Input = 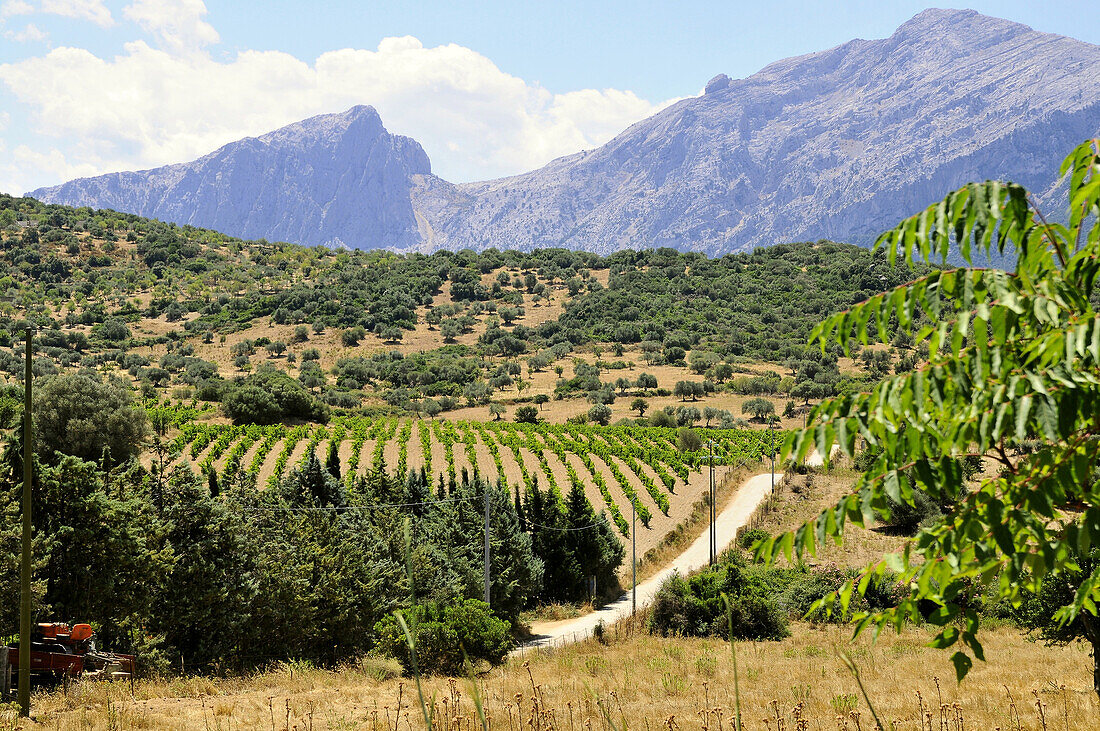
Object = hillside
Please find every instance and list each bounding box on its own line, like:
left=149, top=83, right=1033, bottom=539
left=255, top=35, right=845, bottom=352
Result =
left=0, top=195, right=914, bottom=427
left=29, top=9, right=1100, bottom=255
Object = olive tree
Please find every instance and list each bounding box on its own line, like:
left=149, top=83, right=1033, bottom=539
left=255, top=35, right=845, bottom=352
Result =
left=34, top=373, right=149, bottom=467
left=760, top=141, right=1100, bottom=694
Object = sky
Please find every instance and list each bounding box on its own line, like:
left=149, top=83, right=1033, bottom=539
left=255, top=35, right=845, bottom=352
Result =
left=0, top=1, right=1097, bottom=195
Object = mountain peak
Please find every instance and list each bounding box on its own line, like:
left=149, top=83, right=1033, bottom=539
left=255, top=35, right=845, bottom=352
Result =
left=704, top=74, right=731, bottom=94
left=890, top=7, right=1034, bottom=43
left=31, top=104, right=432, bottom=248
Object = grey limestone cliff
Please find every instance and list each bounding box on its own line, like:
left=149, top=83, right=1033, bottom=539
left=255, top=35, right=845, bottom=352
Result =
left=413, top=8, right=1100, bottom=253
left=31, top=105, right=431, bottom=249
left=29, top=9, right=1100, bottom=254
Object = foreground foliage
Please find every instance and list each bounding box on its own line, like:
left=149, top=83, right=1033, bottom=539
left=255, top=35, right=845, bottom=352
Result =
left=0, top=441, right=624, bottom=672
left=764, top=140, right=1100, bottom=693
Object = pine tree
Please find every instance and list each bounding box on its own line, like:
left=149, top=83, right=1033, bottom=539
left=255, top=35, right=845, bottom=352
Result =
left=514, top=485, right=526, bottom=532
left=325, top=439, right=341, bottom=480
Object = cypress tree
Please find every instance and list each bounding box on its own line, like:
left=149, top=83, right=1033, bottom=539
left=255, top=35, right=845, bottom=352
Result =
left=325, top=438, right=341, bottom=480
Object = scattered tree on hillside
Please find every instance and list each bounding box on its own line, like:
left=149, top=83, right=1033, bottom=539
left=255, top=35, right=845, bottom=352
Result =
left=588, top=402, right=612, bottom=426
left=742, top=397, right=776, bottom=422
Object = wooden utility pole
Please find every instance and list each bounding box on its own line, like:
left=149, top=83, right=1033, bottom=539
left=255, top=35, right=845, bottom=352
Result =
left=708, top=440, right=716, bottom=565
left=631, top=498, right=637, bottom=616
left=483, top=484, right=490, bottom=605
left=18, top=328, right=32, bottom=716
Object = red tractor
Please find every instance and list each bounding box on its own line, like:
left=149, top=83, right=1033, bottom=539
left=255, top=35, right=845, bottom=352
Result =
left=4, top=622, right=135, bottom=688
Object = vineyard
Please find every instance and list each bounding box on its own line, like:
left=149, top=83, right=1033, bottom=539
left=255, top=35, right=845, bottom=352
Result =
left=164, top=416, right=783, bottom=553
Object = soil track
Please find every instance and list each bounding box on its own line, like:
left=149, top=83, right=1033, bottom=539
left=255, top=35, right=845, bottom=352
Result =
left=521, top=449, right=827, bottom=650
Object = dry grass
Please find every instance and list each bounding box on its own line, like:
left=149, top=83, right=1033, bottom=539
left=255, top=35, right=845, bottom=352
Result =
left=10, top=624, right=1095, bottom=729
left=747, top=457, right=909, bottom=570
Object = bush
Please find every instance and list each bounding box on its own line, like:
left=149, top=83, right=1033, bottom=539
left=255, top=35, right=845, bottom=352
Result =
left=886, top=489, right=942, bottom=535
left=767, top=563, right=903, bottom=623
left=648, top=554, right=788, bottom=641
left=514, top=405, right=540, bottom=423
left=222, top=367, right=330, bottom=424
left=650, top=409, right=675, bottom=428
left=737, top=528, right=770, bottom=551
left=676, top=427, right=702, bottom=452
left=374, top=600, right=512, bottom=675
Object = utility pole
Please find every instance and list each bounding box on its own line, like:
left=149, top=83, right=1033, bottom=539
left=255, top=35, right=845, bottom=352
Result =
left=708, top=440, right=716, bottom=566
left=483, top=484, right=490, bottom=606
left=18, top=328, right=32, bottom=716
left=631, top=498, right=636, bottom=616
left=769, top=422, right=779, bottom=496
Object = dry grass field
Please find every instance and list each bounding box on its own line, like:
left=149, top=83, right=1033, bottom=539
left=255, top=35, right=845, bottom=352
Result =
left=10, top=623, right=1095, bottom=730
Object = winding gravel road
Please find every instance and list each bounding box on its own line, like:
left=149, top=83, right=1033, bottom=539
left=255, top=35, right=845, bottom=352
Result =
left=518, top=449, right=828, bottom=651
left=520, top=471, right=785, bottom=650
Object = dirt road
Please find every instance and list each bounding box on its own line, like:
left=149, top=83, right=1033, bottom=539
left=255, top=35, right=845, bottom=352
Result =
left=522, top=469, right=782, bottom=649
left=520, top=448, right=828, bottom=650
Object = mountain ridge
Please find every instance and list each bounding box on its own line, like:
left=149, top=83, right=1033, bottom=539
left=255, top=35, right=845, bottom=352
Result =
left=31, top=104, right=431, bottom=249
left=30, top=8, right=1100, bottom=254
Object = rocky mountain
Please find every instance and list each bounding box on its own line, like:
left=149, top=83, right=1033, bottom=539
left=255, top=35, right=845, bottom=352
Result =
left=30, top=9, right=1100, bottom=254
left=413, top=8, right=1100, bottom=253
left=31, top=105, right=431, bottom=249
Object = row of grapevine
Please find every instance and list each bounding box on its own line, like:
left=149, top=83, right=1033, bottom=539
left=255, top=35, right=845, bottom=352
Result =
left=249, top=426, right=286, bottom=474
left=395, top=420, right=412, bottom=477
left=266, top=424, right=309, bottom=488
left=538, top=428, right=629, bottom=534
left=417, top=420, right=432, bottom=477
left=167, top=418, right=782, bottom=539
left=198, top=425, right=243, bottom=472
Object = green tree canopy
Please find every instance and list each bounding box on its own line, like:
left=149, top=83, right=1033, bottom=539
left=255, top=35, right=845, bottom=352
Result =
left=762, top=140, right=1100, bottom=694
left=33, top=373, right=149, bottom=466
left=222, top=366, right=330, bottom=424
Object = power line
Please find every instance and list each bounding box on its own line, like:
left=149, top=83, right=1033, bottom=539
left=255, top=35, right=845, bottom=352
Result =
left=525, top=518, right=607, bottom=532
left=234, top=495, right=478, bottom=512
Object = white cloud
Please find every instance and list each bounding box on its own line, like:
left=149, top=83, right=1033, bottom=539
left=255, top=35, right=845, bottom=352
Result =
left=123, top=0, right=218, bottom=54
left=5, top=21, right=47, bottom=41
left=40, top=0, right=113, bottom=28
left=0, top=34, right=675, bottom=193
left=0, top=142, right=100, bottom=195
left=0, top=1, right=33, bottom=19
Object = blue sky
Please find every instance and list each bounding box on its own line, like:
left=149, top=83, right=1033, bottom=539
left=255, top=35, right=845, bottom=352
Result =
left=1, top=1, right=1097, bottom=194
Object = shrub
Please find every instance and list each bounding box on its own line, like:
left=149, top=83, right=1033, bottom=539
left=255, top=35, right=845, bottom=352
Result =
left=769, top=563, right=903, bottom=623
left=650, top=409, right=675, bottom=428
left=514, top=405, right=540, bottom=423
left=374, top=600, right=512, bottom=675
left=676, top=427, right=702, bottom=452
left=222, top=367, right=330, bottom=424
left=737, top=528, right=770, bottom=550
left=648, top=554, right=788, bottom=641
left=886, top=489, right=942, bottom=535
